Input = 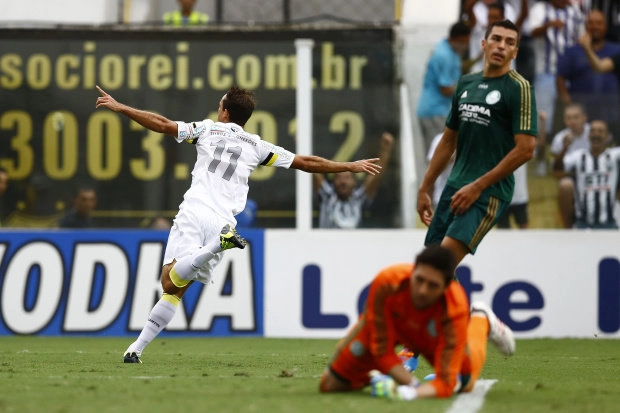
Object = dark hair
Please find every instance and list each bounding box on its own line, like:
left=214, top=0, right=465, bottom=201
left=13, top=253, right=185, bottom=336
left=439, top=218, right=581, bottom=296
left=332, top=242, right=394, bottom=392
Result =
left=0, top=167, right=7, bottom=174
left=488, top=3, right=505, bottom=17
left=223, top=86, right=256, bottom=126
left=414, top=245, right=457, bottom=285
left=564, top=102, right=587, bottom=115
left=589, top=119, right=609, bottom=132
left=485, top=19, right=520, bottom=45
left=449, top=21, right=472, bottom=39
left=74, top=183, right=97, bottom=197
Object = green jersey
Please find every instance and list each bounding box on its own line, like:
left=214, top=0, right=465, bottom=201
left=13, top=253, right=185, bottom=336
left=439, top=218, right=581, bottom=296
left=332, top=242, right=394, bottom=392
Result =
left=445, top=70, right=537, bottom=201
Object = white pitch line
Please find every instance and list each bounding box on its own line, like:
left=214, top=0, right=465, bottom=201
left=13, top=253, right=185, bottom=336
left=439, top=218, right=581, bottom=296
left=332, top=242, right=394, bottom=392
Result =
left=446, top=379, right=497, bottom=413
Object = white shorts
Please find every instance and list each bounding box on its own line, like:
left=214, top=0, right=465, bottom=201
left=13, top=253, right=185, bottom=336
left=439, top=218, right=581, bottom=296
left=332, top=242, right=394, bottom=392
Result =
left=163, top=202, right=232, bottom=285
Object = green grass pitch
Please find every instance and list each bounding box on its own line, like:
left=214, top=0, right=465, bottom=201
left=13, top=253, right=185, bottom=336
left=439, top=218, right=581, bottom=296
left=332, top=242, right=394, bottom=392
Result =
left=0, top=337, right=619, bottom=413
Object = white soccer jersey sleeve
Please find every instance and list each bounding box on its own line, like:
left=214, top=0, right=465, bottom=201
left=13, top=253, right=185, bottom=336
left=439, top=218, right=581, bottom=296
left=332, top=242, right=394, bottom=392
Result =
left=175, top=119, right=295, bottom=218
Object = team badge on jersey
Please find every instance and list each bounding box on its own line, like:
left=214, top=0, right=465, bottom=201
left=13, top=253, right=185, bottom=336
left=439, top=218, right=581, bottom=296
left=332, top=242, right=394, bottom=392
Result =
left=349, top=340, right=365, bottom=357
left=485, top=90, right=501, bottom=105
left=426, top=319, right=437, bottom=337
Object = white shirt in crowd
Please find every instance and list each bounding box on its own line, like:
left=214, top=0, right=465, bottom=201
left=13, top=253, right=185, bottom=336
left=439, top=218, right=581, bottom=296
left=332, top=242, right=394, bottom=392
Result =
left=550, top=123, right=591, bottom=156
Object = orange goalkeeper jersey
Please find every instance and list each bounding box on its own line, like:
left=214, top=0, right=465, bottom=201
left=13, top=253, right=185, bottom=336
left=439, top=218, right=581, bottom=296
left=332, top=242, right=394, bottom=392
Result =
left=361, top=263, right=470, bottom=397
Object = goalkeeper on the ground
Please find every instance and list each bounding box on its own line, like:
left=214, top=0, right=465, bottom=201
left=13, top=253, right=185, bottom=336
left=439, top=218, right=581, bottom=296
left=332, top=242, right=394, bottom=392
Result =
left=318, top=245, right=515, bottom=401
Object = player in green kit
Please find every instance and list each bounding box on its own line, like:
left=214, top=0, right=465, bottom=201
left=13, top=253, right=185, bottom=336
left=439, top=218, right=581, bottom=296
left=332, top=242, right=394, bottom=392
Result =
left=417, top=19, right=537, bottom=265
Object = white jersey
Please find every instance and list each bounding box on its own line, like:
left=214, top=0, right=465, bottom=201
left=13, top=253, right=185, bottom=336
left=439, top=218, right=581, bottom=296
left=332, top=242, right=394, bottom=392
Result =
left=550, top=124, right=590, bottom=155
left=563, top=147, right=620, bottom=226
left=511, top=163, right=529, bottom=205
left=175, top=119, right=294, bottom=219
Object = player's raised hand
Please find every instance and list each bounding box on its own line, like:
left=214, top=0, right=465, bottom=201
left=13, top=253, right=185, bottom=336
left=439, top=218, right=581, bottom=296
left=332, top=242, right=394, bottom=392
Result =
left=95, top=85, right=123, bottom=112
left=94, top=86, right=177, bottom=135
left=350, top=158, right=382, bottom=175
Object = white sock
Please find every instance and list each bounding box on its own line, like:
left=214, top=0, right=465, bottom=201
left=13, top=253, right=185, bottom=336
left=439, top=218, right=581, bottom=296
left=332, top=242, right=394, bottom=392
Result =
left=191, top=237, right=221, bottom=268
left=171, top=255, right=199, bottom=281
left=172, top=238, right=221, bottom=282
left=128, top=294, right=179, bottom=355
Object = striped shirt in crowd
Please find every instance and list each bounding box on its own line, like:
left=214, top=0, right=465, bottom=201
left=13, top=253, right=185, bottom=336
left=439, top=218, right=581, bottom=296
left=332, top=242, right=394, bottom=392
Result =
left=563, top=147, right=620, bottom=228
left=525, top=1, right=585, bottom=75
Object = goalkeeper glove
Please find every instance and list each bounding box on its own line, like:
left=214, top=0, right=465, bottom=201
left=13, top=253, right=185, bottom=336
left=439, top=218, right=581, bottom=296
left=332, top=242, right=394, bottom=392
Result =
left=370, top=375, right=418, bottom=401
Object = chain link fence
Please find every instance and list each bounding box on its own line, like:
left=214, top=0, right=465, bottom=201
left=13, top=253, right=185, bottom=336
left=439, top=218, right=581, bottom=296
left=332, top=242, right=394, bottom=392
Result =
left=220, top=0, right=397, bottom=24
left=151, top=0, right=398, bottom=25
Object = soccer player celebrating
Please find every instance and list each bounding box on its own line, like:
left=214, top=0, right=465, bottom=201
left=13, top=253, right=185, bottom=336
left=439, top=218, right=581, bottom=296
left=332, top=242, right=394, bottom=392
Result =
left=417, top=19, right=537, bottom=265
left=95, top=86, right=382, bottom=363
left=319, top=245, right=515, bottom=400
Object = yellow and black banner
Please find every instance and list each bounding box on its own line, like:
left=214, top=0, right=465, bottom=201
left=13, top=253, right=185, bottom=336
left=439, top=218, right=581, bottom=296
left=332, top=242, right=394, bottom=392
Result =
left=0, top=28, right=398, bottom=228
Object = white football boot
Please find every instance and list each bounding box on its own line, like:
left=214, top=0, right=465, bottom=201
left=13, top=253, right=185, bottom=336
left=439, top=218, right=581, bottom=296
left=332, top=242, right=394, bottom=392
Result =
left=471, top=301, right=515, bottom=356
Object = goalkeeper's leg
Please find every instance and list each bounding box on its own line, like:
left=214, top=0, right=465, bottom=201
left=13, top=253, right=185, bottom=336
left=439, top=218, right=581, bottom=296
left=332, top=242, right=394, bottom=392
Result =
left=320, top=367, right=358, bottom=392
left=459, top=315, right=489, bottom=392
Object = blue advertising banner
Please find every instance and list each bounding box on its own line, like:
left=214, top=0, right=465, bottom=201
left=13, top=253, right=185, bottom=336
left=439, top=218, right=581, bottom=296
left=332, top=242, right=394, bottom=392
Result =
left=0, top=229, right=264, bottom=336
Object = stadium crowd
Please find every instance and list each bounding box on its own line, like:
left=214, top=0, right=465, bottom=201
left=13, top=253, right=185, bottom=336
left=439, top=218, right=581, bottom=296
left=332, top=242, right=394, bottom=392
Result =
left=417, top=0, right=620, bottom=229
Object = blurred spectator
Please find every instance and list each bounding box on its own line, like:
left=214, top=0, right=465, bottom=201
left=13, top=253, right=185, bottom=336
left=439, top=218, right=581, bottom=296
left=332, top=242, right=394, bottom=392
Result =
left=533, top=109, right=551, bottom=175
left=0, top=167, right=8, bottom=226
left=578, top=27, right=620, bottom=144
left=21, top=174, right=60, bottom=216
left=550, top=103, right=591, bottom=227
left=150, top=215, right=172, bottom=230
left=0, top=173, right=65, bottom=228
left=550, top=103, right=591, bottom=157
left=416, top=21, right=471, bottom=154
left=235, top=198, right=257, bottom=228
left=426, top=132, right=455, bottom=208
left=0, top=168, right=7, bottom=197
left=587, top=0, right=620, bottom=41
left=510, top=0, right=537, bottom=83
left=496, top=163, right=529, bottom=228
left=524, top=0, right=585, bottom=135
left=59, top=185, right=97, bottom=228
left=557, top=10, right=620, bottom=143
left=163, top=0, right=208, bottom=26
left=497, top=111, right=548, bottom=228
left=314, top=132, right=394, bottom=229
left=554, top=119, right=620, bottom=229
left=463, top=0, right=528, bottom=73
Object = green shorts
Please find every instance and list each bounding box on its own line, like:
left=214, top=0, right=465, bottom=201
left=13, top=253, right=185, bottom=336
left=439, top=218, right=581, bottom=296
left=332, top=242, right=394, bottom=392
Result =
left=425, top=185, right=509, bottom=254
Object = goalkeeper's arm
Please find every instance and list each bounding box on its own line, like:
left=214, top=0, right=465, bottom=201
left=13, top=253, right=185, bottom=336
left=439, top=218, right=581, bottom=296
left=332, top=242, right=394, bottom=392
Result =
left=387, top=363, right=416, bottom=386
left=387, top=364, right=438, bottom=399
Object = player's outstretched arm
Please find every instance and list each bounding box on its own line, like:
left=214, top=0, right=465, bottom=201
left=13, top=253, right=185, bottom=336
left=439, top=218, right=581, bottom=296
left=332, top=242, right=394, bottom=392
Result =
left=290, top=155, right=381, bottom=175
left=95, top=85, right=178, bottom=136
